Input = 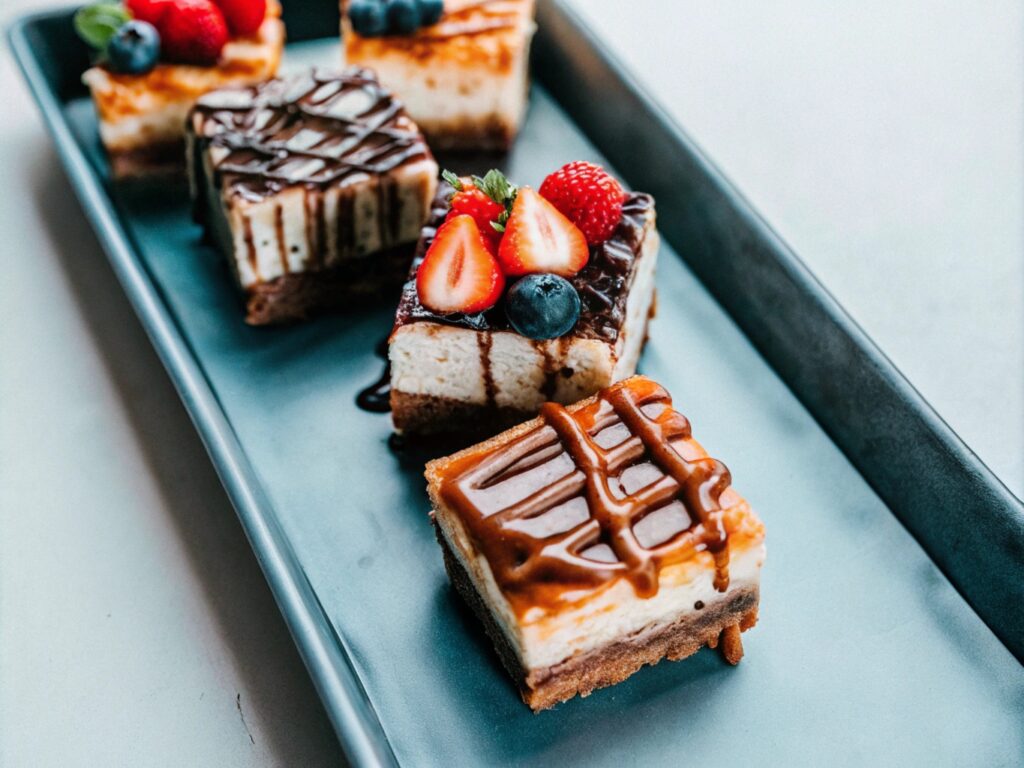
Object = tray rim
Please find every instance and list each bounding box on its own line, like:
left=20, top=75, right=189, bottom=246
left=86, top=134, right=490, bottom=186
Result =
left=8, top=8, right=400, bottom=767
left=8, top=2, right=1023, bottom=765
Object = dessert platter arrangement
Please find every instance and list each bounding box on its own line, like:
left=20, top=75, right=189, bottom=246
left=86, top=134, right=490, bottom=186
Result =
left=11, top=0, right=1024, bottom=765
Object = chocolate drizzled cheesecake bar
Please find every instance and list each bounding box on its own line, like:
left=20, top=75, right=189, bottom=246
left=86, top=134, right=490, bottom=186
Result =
left=187, top=68, right=439, bottom=324
left=427, top=376, right=765, bottom=710
left=389, top=177, right=658, bottom=435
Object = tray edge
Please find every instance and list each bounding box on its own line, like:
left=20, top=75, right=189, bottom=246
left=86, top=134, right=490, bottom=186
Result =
left=7, top=10, right=401, bottom=768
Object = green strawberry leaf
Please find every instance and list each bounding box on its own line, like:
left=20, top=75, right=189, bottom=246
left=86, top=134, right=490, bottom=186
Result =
left=472, top=169, right=516, bottom=207
left=440, top=169, right=464, bottom=191
left=74, top=3, right=131, bottom=51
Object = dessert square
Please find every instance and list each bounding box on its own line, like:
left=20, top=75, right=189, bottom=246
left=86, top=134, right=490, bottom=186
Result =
left=389, top=175, right=658, bottom=435
left=187, top=68, right=440, bottom=325
left=426, top=376, right=766, bottom=711
left=82, top=1, right=285, bottom=178
left=341, top=0, right=536, bottom=152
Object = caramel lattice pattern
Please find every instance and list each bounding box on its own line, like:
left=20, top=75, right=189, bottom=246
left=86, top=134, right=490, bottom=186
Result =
left=444, top=379, right=732, bottom=606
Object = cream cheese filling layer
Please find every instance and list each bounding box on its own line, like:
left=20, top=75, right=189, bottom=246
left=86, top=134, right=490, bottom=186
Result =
left=435, top=506, right=765, bottom=672
left=203, top=158, right=438, bottom=289
left=390, top=226, right=658, bottom=411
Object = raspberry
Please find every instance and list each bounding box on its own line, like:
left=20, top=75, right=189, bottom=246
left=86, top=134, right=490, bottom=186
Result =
left=538, top=161, right=626, bottom=246
left=158, top=0, right=228, bottom=65
left=213, top=0, right=266, bottom=36
left=126, top=0, right=170, bottom=25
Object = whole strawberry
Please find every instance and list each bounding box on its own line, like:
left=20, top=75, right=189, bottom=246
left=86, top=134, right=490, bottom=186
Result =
left=214, top=0, right=266, bottom=36
left=539, top=161, right=626, bottom=246
left=441, top=170, right=510, bottom=255
left=448, top=186, right=504, bottom=253
left=159, top=0, right=228, bottom=65
left=126, top=0, right=170, bottom=25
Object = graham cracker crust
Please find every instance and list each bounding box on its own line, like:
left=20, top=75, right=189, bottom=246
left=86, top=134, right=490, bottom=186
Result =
left=391, top=390, right=536, bottom=437
left=421, top=116, right=518, bottom=153
left=108, top=139, right=186, bottom=179
left=435, top=523, right=759, bottom=711
left=244, top=245, right=414, bottom=325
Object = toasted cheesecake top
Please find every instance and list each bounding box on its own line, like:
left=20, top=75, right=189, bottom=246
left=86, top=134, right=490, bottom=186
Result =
left=344, top=0, right=536, bottom=73
left=394, top=185, right=656, bottom=342
left=189, top=68, right=434, bottom=201
left=427, top=376, right=765, bottom=616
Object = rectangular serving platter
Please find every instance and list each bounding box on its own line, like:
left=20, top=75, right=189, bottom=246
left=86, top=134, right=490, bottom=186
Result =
left=10, top=2, right=1024, bottom=766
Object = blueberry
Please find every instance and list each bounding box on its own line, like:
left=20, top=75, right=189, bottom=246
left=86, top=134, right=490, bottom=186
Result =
left=349, top=0, right=388, bottom=37
left=106, top=20, right=160, bottom=75
left=387, top=0, right=421, bottom=35
left=505, top=274, right=582, bottom=340
left=416, top=0, right=444, bottom=26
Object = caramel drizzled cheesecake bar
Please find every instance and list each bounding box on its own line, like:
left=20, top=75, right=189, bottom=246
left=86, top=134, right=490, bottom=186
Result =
left=427, top=376, right=766, bottom=710
left=341, top=0, right=536, bottom=151
left=187, top=68, right=439, bottom=324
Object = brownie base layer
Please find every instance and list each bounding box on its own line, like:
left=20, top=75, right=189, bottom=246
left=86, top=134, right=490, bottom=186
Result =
left=243, top=244, right=415, bottom=325
left=391, top=390, right=536, bottom=437
left=436, top=523, right=759, bottom=711
left=108, top=139, right=186, bottom=179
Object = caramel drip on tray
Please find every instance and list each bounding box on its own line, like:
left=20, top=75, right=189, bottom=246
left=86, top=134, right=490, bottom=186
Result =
left=439, top=378, right=732, bottom=613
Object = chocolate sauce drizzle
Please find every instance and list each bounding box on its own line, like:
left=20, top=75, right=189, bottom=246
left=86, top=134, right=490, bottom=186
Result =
left=439, top=378, right=732, bottom=614
left=191, top=68, right=434, bottom=287
left=192, top=68, right=432, bottom=201
left=394, top=187, right=654, bottom=342
left=356, top=337, right=392, bottom=413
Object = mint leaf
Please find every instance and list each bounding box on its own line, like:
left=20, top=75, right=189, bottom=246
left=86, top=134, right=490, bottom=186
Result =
left=74, top=3, right=131, bottom=51
left=440, top=169, right=464, bottom=191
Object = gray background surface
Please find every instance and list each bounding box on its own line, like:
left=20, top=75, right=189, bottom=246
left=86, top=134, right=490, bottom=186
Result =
left=1, top=1, right=1021, bottom=766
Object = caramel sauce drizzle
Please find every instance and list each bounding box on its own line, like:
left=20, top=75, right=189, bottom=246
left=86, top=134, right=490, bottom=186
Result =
left=439, top=378, right=733, bottom=613
left=408, top=0, right=521, bottom=41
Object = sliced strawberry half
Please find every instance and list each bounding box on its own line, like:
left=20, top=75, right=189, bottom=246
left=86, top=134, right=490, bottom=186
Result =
left=497, top=187, right=589, bottom=278
left=416, top=215, right=506, bottom=315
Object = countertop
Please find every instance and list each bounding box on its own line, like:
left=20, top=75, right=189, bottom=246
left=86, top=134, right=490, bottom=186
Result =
left=1, top=1, right=1020, bottom=765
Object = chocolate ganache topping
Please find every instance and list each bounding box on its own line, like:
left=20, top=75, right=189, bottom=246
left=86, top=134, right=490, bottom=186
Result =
left=437, top=377, right=732, bottom=615
left=192, top=68, right=432, bottom=201
left=394, top=184, right=655, bottom=342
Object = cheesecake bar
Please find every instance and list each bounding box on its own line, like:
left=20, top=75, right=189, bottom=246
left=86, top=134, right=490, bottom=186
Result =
left=427, top=376, right=766, bottom=710
left=341, top=0, right=536, bottom=152
left=82, top=1, right=285, bottom=178
left=187, top=68, right=439, bottom=325
left=389, top=174, right=658, bottom=435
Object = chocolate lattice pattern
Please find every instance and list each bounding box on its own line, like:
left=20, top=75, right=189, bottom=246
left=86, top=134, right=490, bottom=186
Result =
left=440, top=378, right=733, bottom=610
left=193, top=68, right=431, bottom=193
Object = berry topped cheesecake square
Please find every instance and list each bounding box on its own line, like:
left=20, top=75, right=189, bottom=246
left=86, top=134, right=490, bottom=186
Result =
left=341, top=0, right=536, bottom=152
left=187, top=68, right=439, bottom=325
left=389, top=161, right=659, bottom=435
left=426, top=376, right=765, bottom=710
left=78, top=0, right=285, bottom=178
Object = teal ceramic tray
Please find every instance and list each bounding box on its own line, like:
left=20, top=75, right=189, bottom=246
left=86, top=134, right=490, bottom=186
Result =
left=10, top=2, right=1024, bottom=766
